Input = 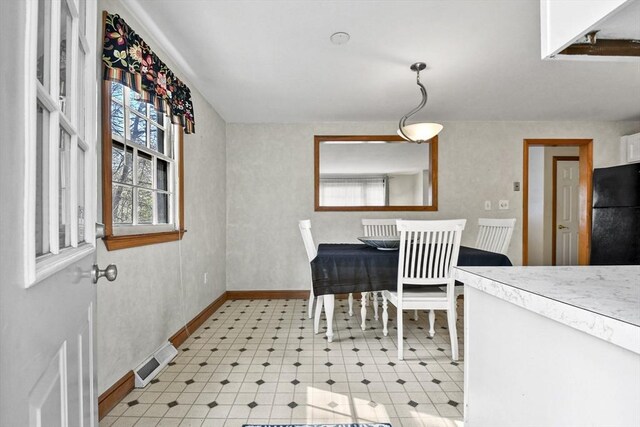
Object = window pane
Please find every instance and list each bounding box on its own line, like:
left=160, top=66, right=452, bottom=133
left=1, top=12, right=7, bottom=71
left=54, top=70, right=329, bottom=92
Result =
left=157, top=192, right=169, bottom=224
left=111, top=102, right=124, bottom=137
left=129, top=89, right=146, bottom=115
left=156, top=159, right=168, bottom=191
left=59, top=1, right=72, bottom=114
left=36, top=104, right=50, bottom=256
left=137, top=152, right=153, bottom=188
left=112, top=143, right=133, bottom=184
left=149, top=104, right=160, bottom=123
left=150, top=125, right=164, bottom=153
left=112, top=184, right=133, bottom=224
left=36, top=0, right=49, bottom=87
left=129, top=113, right=147, bottom=146
left=59, top=128, right=71, bottom=249
left=77, top=147, right=85, bottom=243
left=138, top=189, right=153, bottom=224
left=111, top=82, right=124, bottom=104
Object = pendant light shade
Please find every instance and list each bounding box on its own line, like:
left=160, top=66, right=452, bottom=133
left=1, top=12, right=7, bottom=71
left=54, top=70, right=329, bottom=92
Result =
left=398, top=62, right=442, bottom=144
left=396, top=123, right=443, bottom=142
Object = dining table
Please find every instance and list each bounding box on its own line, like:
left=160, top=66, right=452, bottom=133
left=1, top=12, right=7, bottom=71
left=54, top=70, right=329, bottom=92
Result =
left=310, top=243, right=512, bottom=342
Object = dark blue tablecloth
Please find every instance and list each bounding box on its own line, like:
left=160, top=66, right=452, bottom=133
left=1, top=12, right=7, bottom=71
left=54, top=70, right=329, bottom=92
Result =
left=311, top=244, right=512, bottom=296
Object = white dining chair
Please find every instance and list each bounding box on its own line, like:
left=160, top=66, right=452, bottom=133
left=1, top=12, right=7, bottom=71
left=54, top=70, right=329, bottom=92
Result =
left=360, top=219, right=403, bottom=330
left=382, top=219, right=466, bottom=361
left=476, top=218, right=516, bottom=255
left=299, top=220, right=353, bottom=335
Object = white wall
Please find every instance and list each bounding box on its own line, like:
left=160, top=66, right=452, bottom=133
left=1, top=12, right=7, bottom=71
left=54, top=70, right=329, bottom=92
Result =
left=226, top=121, right=640, bottom=291
left=96, top=0, right=227, bottom=394
left=527, top=146, right=545, bottom=265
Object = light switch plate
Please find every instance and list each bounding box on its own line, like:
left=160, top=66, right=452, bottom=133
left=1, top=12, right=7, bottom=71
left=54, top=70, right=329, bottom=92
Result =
left=484, top=200, right=492, bottom=210
left=513, top=182, right=520, bottom=191
left=498, top=200, right=509, bottom=210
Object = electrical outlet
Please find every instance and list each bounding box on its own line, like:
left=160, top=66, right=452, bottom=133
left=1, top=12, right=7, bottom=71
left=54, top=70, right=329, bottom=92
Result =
left=498, top=200, right=509, bottom=210
left=204, top=272, right=208, bottom=284
left=484, top=200, right=492, bottom=210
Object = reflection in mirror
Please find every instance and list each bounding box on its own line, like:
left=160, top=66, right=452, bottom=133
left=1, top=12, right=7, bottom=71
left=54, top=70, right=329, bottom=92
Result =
left=315, top=136, right=438, bottom=211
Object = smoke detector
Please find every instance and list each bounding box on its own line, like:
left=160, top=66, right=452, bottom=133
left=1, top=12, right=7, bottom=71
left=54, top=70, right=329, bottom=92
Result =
left=330, top=32, right=350, bottom=45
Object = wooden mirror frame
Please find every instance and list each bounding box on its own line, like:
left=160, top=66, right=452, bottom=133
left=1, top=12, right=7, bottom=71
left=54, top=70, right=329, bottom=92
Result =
left=314, top=135, right=438, bottom=212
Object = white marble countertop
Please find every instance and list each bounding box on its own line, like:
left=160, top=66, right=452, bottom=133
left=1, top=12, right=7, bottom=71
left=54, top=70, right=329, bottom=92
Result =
left=453, top=266, right=640, bottom=354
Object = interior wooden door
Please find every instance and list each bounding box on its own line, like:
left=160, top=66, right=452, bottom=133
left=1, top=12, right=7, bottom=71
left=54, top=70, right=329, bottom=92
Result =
left=553, top=157, right=580, bottom=265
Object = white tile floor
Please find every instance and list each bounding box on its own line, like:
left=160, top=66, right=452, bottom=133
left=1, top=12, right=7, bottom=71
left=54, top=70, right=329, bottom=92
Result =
left=100, top=297, right=464, bottom=427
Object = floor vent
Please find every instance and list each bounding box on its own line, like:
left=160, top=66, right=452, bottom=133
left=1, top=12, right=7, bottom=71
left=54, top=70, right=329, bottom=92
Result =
left=134, top=341, right=178, bottom=388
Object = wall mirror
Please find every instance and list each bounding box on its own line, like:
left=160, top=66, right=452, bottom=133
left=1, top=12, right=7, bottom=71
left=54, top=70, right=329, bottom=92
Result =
left=314, top=135, right=438, bottom=211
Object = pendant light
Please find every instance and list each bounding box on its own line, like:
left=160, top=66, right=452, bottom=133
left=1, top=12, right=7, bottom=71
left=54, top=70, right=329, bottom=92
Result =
left=397, top=62, right=443, bottom=144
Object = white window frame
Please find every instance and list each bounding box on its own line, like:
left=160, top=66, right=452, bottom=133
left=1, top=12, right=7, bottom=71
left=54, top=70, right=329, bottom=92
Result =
left=24, top=0, right=97, bottom=287
left=108, top=82, right=179, bottom=236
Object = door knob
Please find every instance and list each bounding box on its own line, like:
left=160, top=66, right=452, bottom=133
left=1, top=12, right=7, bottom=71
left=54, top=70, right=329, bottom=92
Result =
left=558, top=224, right=568, bottom=230
left=92, top=264, right=117, bottom=284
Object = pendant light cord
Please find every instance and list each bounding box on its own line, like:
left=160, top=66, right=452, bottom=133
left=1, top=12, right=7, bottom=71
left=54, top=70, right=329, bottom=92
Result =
left=398, top=68, right=429, bottom=143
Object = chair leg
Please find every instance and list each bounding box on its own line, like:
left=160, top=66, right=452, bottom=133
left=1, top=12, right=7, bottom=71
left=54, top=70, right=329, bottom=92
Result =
left=428, top=310, right=436, bottom=337
left=414, top=309, right=419, bottom=321
left=360, top=292, right=368, bottom=331
left=372, top=292, right=379, bottom=321
left=382, top=294, right=389, bottom=337
left=447, top=306, right=459, bottom=361
left=348, top=293, right=354, bottom=316
left=314, top=295, right=324, bottom=335
left=325, top=295, right=335, bottom=343
left=397, top=307, right=404, bottom=361
left=308, top=289, right=314, bottom=319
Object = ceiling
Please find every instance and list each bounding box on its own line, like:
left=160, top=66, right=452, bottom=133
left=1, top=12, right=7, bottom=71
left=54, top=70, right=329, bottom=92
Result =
left=132, top=0, right=640, bottom=123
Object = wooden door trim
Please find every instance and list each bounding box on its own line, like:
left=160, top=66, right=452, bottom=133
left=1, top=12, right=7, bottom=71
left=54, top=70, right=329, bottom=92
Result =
left=551, top=156, right=580, bottom=266
left=522, top=139, right=593, bottom=266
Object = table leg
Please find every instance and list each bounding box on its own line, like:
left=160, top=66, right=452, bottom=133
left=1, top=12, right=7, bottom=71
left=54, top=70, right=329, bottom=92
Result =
left=348, top=293, right=354, bottom=316
left=325, top=294, right=335, bottom=343
left=360, top=292, right=368, bottom=331
left=382, top=294, right=389, bottom=337
left=372, top=292, right=379, bottom=321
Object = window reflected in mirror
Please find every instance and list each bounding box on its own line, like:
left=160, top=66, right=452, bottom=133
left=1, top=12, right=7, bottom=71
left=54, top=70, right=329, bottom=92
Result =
left=314, top=135, right=438, bottom=211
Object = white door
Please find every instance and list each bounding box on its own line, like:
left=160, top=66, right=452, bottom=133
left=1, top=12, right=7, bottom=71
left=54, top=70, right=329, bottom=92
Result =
left=0, top=1, right=107, bottom=425
left=555, top=159, right=580, bottom=265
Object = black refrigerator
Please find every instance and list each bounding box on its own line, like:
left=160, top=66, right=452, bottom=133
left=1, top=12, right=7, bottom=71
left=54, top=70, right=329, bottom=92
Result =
left=590, top=163, right=640, bottom=265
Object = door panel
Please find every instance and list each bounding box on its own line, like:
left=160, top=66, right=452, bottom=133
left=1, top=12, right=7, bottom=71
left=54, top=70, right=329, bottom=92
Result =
left=555, top=159, right=579, bottom=265
left=1, top=0, right=99, bottom=425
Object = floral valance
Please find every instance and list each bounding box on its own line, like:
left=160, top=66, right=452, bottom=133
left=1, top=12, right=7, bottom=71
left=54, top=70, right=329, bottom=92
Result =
left=102, top=13, right=195, bottom=134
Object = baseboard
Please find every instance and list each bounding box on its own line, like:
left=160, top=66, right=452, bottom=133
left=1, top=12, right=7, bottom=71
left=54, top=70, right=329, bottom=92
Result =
left=169, top=291, right=228, bottom=348
left=98, top=370, right=135, bottom=420
left=226, top=290, right=310, bottom=300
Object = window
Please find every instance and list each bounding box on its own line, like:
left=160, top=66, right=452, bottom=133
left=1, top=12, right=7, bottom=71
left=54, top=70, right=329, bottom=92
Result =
left=319, top=176, right=387, bottom=206
left=29, top=0, right=96, bottom=286
left=101, top=81, right=185, bottom=250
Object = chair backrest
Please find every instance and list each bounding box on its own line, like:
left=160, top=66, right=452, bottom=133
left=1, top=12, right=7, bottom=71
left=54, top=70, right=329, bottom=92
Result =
left=396, top=219, right=466, bottom=287
left=298, top=220, right=317, bottom=262
left=362, top=218, right=401, bottom=237
left=475, top=218, right=516, bottom=255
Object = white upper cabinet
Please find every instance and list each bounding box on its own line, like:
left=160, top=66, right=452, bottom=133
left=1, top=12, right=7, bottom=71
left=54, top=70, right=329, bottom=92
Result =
left=540, top=0, right=640, bottom=61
